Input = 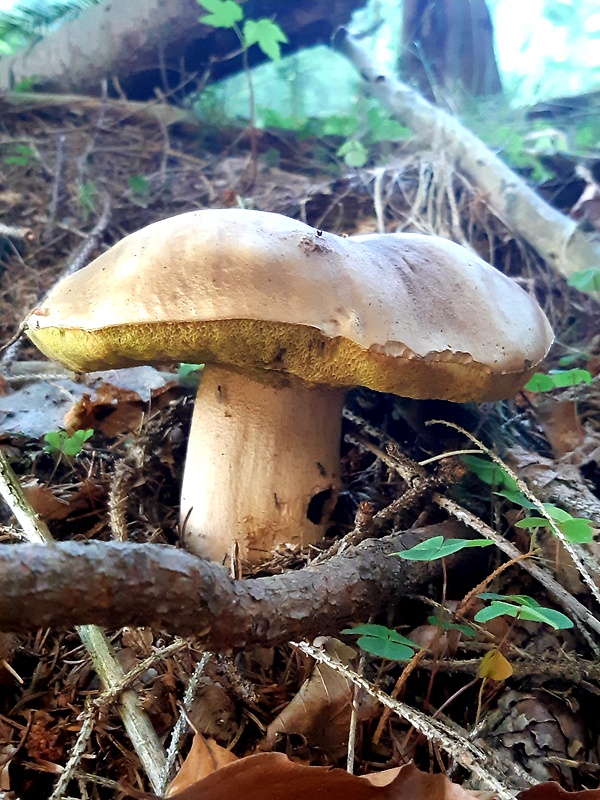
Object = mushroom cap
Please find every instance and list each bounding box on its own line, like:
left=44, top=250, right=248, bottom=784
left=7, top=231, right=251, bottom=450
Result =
left=25, top=209, right=553, bottom=402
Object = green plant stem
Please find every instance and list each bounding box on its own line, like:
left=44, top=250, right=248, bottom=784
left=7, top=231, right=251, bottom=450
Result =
left=0, top=451, right=167, bottom=795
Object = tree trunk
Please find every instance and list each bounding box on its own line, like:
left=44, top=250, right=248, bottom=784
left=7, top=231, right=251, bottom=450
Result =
left=0, top=0, right=366, bottom=100
left=399, top=0, right=502, bottom=100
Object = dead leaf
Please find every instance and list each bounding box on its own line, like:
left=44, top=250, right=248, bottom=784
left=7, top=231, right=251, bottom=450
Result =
left=479, top=651, right=513, bottom=682
left=167, top=735, right=238, bottom=797
left=534, top=396, right=585, bottom=459
left=487, top=690, right=585, bottom=785
left=167, top=753, right=487, bottom=800
left=22, top=478, right=104, bottom=522
left=186, top=675, right=238, bottom=743
left=520, top=784, right=600, bottom=799
left=571, top=179, right=600, bottom=231
left=408, top=618, right=461, bottom=658
left=0, top=741, right=16, bottom=791
left=260, top=637, right=377, bottom=757
left=64, top=383, right=145, bottom=438
left=121, top=627, right=154, bottom=655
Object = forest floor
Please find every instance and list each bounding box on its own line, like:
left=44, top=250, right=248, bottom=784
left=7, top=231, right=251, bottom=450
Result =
left=0, top=93, right=599, bottom=800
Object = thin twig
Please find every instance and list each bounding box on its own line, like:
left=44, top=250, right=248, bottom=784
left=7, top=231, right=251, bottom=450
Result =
left=346, top=645, right=367, bottom=774
left=49, top=705, right=98, bottom=800
left=428, top=420, right=600, bottom=608
left=159, top=651, right=212, bottom=795
left=108, top=460, right=136, bottom=542
left=436, top=495, right=600, bottom=652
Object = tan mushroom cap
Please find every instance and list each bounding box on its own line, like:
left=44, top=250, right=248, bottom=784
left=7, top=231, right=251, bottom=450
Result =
left=25, top=208, right=553, bottom=402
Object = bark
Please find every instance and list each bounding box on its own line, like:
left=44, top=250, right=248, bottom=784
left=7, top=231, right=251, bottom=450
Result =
left=0, top=0, right=365, bottom=100
left=336, top=30, right=600, bottom=282
left=0, top=522, right=471, bottom=649
left=399, top=0, right=502, bottom=99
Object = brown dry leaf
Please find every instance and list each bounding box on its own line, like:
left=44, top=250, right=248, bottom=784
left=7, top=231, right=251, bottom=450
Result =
left=63, top=392, right=96, bottom=433
left=166, top=734, right=238, bottom=797
left=121, top=627, right=154, bottom=655
left=22, top=479, right=72, bottom=520
left=260, top=637, right=377, bottom=756
left=408, top=619, right=461, bottom=659
left=479, top=651, right=513, bottom=682
left=186, top=675, right=238, bottom=742
left=520, top=784, right=600, bottom=799
left=534, top=396, right=585, bottom=459
left=65, top=382, right=146, bottom=438
left=167, top=754, right=489, bottom=800
left=570, top=180, right=600, bottom=231
left=486, top=690, right=585, bottom=785
left=0, top=743, right=16, bottom=792
left=537, top=529, right=588, bottom=596
left=22, top=478, right=102, bottom=522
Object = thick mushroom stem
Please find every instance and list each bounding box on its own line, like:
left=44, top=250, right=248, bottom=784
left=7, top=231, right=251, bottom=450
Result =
left=180, top=365, right=346, bottom=564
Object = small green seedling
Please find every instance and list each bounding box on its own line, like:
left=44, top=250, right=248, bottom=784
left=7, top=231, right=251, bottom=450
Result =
left=342, top=623, right=419, bottom=660
left=474, top=593, right=573, bottom=630
left=198, top=0, right=288, bottom=60
left=525, top=368, right=592, bottom=393
left=198, top=0, right=243, bottom=28
left=558, top=352, right=592, bottom=368
left=567, top=267, right=600, bottom=295
left=461, top=454, right=519, bottom=492
left=243, top=17, right=288, bottom=61
left=393, top=535, right=493, bottom=562
left=336, top=139, right=369, bottom=168
left=3, top=143, right=36, bottom=166
left=495, top=489, right=594, bottom=544
left=44, top=429, right=94, bottom=458
left=463, top=455, right=594, bottom=544
left=178, top=363, right=204, bottom=390
left=78, top=180, right=98, bottom=221
left=128, top=174, right=150, bottom=198
left=514, top=506, right=593, bottom=543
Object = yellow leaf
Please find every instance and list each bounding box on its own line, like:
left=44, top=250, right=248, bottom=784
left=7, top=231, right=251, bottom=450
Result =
left=479, top=650, right=513, bottom=681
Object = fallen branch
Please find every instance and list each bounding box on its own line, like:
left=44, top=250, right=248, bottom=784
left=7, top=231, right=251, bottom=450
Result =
left=335, top=30, right=600, bottom=281
left=0, top=523, right=471, bottom=649
left=0, top=0, right=364, bottom=98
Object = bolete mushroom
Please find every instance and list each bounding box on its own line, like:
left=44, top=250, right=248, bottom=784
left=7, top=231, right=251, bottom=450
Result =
left=24, top=209, right=553, bottom=564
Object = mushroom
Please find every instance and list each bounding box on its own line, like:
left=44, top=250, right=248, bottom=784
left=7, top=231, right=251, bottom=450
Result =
left=24, top=209, right=553, bottom=564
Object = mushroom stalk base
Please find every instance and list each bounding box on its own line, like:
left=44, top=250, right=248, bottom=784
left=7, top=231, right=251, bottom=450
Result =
left=180, top=365, right=346, bottom=564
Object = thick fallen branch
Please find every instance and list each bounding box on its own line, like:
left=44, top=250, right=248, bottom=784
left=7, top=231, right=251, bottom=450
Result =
left=335, top=30, right=600, bottom=281
left=0, top=523, right=469, bottom=649
left=0, top=0, right=364, bottom=99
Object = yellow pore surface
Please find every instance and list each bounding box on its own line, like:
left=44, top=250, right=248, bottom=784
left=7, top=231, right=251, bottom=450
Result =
left=28, top=317, right=539, bottom=403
